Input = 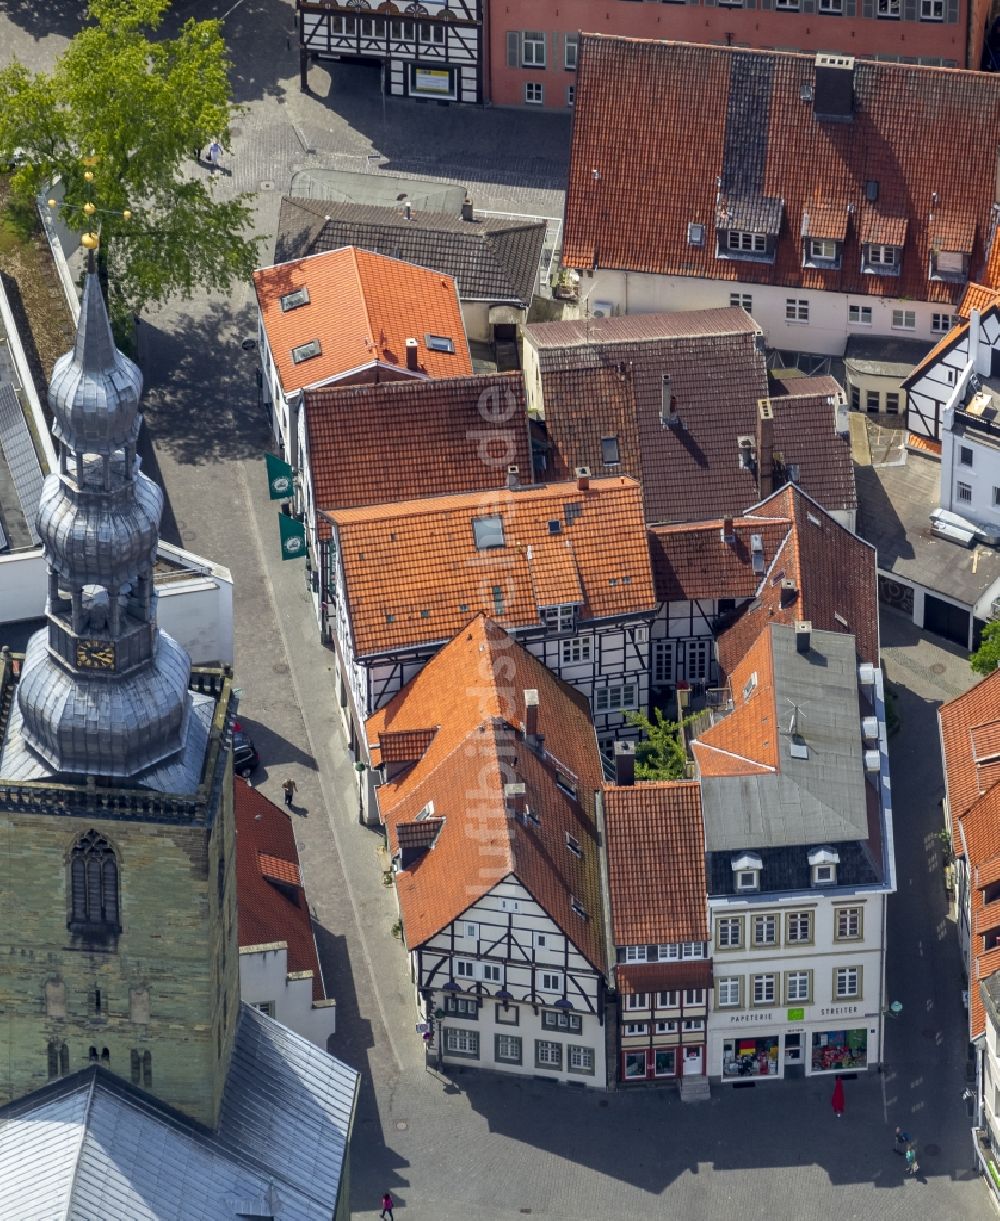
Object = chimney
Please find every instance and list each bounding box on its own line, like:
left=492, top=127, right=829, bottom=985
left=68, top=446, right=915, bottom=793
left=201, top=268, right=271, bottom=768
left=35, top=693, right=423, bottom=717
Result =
left=660, top=374, right=679, bottom=427
left=779, top=577, right=798, bottom=608
left=613, top=740, right=635, bottom=787
left=795, top=619, right=812, bottom=654
left=403, top=199, right=412, bottom=220
left=404, top=337, right=419, bottom=372
left=461, top=196, right=474, bottom=222
left=507, top=464, right=520, bottom=491
left=757, top=399, right=775, bottom=498
left=720, top=516, right=735, bottom=544
left=813, top=53, right=855, bottom=122
left=503, top=781, right=526, bottom=820
left=575, top=465, right=591, bottom=492
left=524, top=689, right=539, bottom=740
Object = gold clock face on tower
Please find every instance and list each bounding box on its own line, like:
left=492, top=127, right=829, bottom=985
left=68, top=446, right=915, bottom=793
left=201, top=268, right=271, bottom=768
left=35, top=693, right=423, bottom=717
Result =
left=76, top=639, right=115, bottom=670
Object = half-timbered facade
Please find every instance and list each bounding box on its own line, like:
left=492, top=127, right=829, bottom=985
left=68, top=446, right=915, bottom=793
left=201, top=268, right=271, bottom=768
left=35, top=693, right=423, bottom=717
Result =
left=904, top=301, right=1000, bottom=443
left=327, top=475, right=657, bottom=762
left=297, top=0, right=482, bottom=104
left=367, top=615, right=611, bottom=1086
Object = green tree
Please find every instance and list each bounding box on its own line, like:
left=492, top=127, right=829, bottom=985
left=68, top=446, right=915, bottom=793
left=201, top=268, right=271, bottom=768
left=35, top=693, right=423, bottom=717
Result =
left=0, top=0, right=260, bottom=325
left=626, top=707, right=692, bottom=781
left=971, top=620, right=1000, bottom=675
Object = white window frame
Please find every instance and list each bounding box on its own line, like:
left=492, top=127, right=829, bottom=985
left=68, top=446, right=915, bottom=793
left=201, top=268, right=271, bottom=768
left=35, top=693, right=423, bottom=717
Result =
left=566, top=84, right=575, bottom=108
left=564, top=33, right=579, bottom=69
left=658, top=990, right=679, bottom=1008
left=921, top=0, right=944, bottom=16
left=877, top=0, right=900, bottom=16
left=809, top=238, right=838, bottom=261
left=957, top=481, right=973, bottom=504
left=730, top=292, right=752, bottom=311
left=495, top=1033, right=522, bottom=1062
left=785, top=971, right=811, bottom=1003
left=593, top=682, right=638, bottom=715
left=444, top=1027, right=479, bottom=1056
left=812, top=863, right=837, bottom=886
left=786, top=911, right=813, bottom=944
left=752, top=974, right=777, bottom=1006
left=867, top=244, right=899, bottom=268
left=535, top=1039, right=563, bottom=1068
left=542, top=604, right=575, bottom=633
left=682, top=1018, right=705, bottom=1032
left=717, top=916, right=743, bottom=949
left=834, top=906, right=863, bottom=941
left=683, top=988, right=705, bottom=1006
left=819, top=0, right=843, bottom=11
left=625, top=945, right=648, bottom=963
left=481, top=962, right=502, bottom=984
left=625, top=992, right=649, bottom=1010
left=455, top=959, right=475, bottom=980
left=891, top=309, right=916, bottom=330
left=736, top=869, right=760, bottom=892
left=418, top=20, right=444, bottom=44
left=524, top=81, right=544, bottom=106
left=848, top=304, right=873, bottom=325
left=540, top=971, right=563, bottom=993
left=785, top=298, right=809, bottom=323
left=931, top=312, right=952, bottom=334
left=752, top=913, right=778, bottom=947
left=568, top=1044, right=594, bottom=1074
left=686, top=639, right=710, bottom=683
left=652, top=640, right=674, bottom=685
left=727, top=230, right=767, bottom=254
left=718, top=977, right=741, bottom=1008
left=834, top=966, right=861, bottom=1000
left=521, top=30, right=546, bottom=67
left=561, top=634, right=592, bottom=665
left=464, top=922, right=478, bottom=940
left=623, top=1022, right=649, bottom=1037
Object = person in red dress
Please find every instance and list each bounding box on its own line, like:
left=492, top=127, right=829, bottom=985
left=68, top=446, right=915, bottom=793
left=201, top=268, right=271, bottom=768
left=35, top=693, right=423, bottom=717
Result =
left=831, top=1074, right=845, bottom=1118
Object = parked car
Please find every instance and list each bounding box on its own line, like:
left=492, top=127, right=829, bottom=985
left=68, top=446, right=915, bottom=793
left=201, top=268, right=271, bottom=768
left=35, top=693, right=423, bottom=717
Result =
left=232, top=722, right=259, bottom=778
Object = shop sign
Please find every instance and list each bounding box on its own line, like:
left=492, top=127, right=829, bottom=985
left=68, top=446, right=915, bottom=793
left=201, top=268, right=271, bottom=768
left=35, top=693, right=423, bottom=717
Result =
left=413, top=67, right=452, bottom=95
left=820, top=1004, right=859, bottom=1017
left=728, top=1011, right=774, bottom=1024
left=786, top=1007, right=805, bottom=1022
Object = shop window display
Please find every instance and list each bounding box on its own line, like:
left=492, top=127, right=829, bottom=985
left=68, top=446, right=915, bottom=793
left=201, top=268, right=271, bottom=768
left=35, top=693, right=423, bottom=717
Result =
left=654, top=1049, right=677, bottom=1077
left=722, top=1036, right=779, bottom=1078
left=624, top=1050, right=648, bottom=1080
left=811, top=1029, right=867, bottom=1072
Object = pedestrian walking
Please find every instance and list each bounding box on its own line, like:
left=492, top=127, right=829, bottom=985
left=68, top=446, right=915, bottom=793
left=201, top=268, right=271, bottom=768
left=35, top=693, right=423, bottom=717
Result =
left=379, top=1191, right=394, bottom=1221
left=894, top=1125, right=912, bottom=1154
left=905, top=1143, right=920, bottom=1176
left=282, top=777, right=297, bottom=808
left=206, top=140, right=222, bottom=174
left=831, top=1074, right=845, bottom=1118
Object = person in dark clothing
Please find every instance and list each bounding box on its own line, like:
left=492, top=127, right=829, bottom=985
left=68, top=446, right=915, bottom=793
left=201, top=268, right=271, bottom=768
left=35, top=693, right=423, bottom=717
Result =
left=380, top=1192, right=394, bottom=1220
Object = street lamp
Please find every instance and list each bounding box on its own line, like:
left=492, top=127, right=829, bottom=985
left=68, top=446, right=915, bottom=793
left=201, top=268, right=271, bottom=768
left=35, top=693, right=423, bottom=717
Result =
left=354, top=760, right=367, bottom=825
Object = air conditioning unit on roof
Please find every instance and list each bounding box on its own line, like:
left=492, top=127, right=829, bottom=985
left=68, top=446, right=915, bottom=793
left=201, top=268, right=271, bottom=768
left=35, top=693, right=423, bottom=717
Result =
left=591, top=300, right=614, bottom=319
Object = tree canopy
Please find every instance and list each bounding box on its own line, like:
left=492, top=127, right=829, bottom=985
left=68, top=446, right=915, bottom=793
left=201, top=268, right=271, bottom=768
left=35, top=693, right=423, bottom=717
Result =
left=971, top=620, right=1000, bottom=676
left=0, top=0, right=260, bottom=323
left=626, top=707, right=692, bottom=781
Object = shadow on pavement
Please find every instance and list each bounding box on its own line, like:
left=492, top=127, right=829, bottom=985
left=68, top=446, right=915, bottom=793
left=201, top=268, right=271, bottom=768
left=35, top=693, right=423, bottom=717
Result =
left=0, top=0, right=83, bottom=40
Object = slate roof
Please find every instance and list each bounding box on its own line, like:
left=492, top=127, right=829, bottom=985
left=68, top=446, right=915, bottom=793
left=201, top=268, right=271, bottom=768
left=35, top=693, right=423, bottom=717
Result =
left=367, top=615, right=608, bottom=971
left=252, top=246, right=471, bottom=396
left=603, top=781, right=707, bottom=946
left=696, top=623, right=873, bottom=852
left=526, top=310, right=853, bottom=523
left=330, top=476, right=656, bottom=658
left=564, top=37, right=1000, bottom=305
left=304, top=372, right=531, bottom=538
left=0, top=1006, right=358, bottom=1220
left=275, top=196, right=546, bottom=306
left=715, top=485, right=879, bottom=677
left=235, top=779, right=326, bottom=1002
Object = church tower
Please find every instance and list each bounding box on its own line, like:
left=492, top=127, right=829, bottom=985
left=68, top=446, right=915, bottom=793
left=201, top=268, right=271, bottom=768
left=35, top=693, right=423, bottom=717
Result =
left=0, top=264, right=239, bottom=1127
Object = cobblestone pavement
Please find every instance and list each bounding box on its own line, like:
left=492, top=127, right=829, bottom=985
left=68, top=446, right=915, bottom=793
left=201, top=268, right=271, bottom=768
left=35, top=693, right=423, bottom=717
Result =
left=1, top=2, right=995, bottom=1216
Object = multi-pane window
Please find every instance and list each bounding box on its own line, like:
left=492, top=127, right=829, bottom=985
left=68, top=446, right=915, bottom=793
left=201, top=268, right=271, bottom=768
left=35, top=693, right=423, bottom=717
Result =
left=730, top=292, right=753, bottom=311
left=495, top=1034, right=522, bottom=1062
left=481, top=963, right=502, bottom=984
left=885, top=393, right=900, bottom=414
left=418, top=21, right=444, bottom=43
left=891, top=309, right=916, bottom=330
left=540, top=971, right=563, bottom=992
left=728, top=231, right=767, bottom=253
left=625, top=992, right=649, bottom=1010
left=834, top=967, right=861, bottom=999
left=522, top=31, right=546, bottom=66
left=684, top=989, right=705, bottom=1006
left=931, top=312, right=953, bottom=334
left=835, top=907, right=863, bottom=940
left=564, top=33, right=579, bottom=69
left=623, top=1022, right=649, bottom=1036
left=542, top=604, right=575, bottom=633
left=786, top=912, right=813, bottom=944
left=625, top=945, right=647, bottom=963
left=389, top=18, right=415, bottom=38
left=718, top=978, right=741, bottom=1008
left=866, top=391, right=881, bottom=413
left=848, top=304, right=873, bottom=325
left=445, top=1028, right=480, bottom=1057
left=524, top=81, right=544, bottom=105
left=717, top=917, right=743, bottom=949
left=535, top=1039, right=563, bottom=1068
left=810, top=239, right=838, bottom=261
left=569, top=1045, right=595, bottom=1074
left=444, top=996, right=478, bottom=1018
left=566, top=85, right=575, bottom=108
left=775, top=0, right=800, bottom=9
left=655, top=1019, right=678, bottom=1034
left=785, top=972, right=811, bottom=1003
left=455, top=959, right=475, bottom=979
left=785, top=298, right=809, bottom=322
left=542, top=1010, right=582, bottom=1033
left=877, top=0, right=900, bottom=16
left=921, top=0, right=944, bottom=16
left=868, top=244, right=899, bottom=268
left=819, top=0, right=843, bottom=10
left=752, top=914, right=778, bottom=946
left=658, top=990, right=679, bottom=1008
left=752, top=974, right=777, bottom=1005
left=332, top=15, right=357, bottom=34
left=682, top=1018, right=705, bottom=1032
left=593, top=683, right=638, bottom=714
left=70, top=831, right=120, bottom=934
left=957, top=481, right=973, bottom=503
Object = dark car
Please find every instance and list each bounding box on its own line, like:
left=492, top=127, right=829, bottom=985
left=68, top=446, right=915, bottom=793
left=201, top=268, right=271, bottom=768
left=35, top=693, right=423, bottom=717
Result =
left=232, top=722, right=259, bottom=778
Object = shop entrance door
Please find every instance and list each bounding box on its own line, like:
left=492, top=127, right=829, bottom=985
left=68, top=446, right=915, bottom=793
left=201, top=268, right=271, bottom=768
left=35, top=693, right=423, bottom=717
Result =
left=683, top=1046, right=703, bottom=1076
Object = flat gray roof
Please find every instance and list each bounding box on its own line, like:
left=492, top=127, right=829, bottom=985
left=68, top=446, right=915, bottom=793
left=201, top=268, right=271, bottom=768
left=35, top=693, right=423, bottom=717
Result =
left=845, top=334, right=933, bottom=378
left=288, top=167, right=467, bottom=213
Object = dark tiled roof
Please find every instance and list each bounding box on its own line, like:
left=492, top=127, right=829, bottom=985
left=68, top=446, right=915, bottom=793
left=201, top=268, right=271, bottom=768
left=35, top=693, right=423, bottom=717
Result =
left=648, top=515, right=792, bottom=602
left=305, top=373, right=531, bottom=537
left=565, top=37, right=1000, bottom=305
left=707, top=841, right=879, bottom=897
left=276, top=196, right=546, bottom=306
left=603, top=781, right=707, bottom=945
left=528, top=310, right=852, bottom=523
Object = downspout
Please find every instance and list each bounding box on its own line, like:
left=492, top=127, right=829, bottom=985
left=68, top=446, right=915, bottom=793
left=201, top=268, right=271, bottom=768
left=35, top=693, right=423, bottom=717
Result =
left=594, top=787, right=618, bottom=1088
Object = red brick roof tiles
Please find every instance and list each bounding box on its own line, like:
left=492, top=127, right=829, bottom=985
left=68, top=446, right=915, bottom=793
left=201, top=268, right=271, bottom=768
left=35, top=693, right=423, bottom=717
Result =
left=616, top=961, right=712, bottom=995
left=648, top=516, right=793, bottom=603
left=960, top=283, right=1000, bottom=317
left=603, top=781, right=708, bottom=945
left=235, top=780, right=326, bottom=1003
left=940, top=669, right=1000, bottom=825
left=253, top=246, right=471, bottom=395
left=367, top=615, right=608, bottom=969
left=331, top=477, right=656, bottom=658
left=304, top=372, right=531, bottom=538
left=692, top=630, right=779, bottom=776
left=565, top=37, right=1000, bottom=305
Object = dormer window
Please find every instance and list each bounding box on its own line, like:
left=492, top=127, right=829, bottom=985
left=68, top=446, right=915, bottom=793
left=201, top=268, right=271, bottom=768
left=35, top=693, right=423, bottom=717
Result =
left=808, top=846, right=839, bottom=886
left=930, top=248, right=970, bottom=282
left=728, top=230, right=767, bottom=255
left=804, top=238, right=842, bottom=269
left=862, top=243, right=901, bottom=276
left=715, top=194, right=782, bottom=264
left=732, top=852, right=762, bottom=892
left=542, top=604, right=576, bottom=634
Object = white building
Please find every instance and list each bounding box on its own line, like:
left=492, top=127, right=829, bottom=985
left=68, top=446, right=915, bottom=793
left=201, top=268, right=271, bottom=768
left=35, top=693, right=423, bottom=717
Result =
left=905, top=302, right=1000, bottom=444
left=693, top=621, right=895, bottom=1083
left=368, top=615, right=612, bottom=1086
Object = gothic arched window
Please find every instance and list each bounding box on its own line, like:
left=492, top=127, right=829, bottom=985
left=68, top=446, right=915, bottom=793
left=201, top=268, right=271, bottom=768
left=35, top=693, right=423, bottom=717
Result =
left=69, top=831, right=120, bottom=935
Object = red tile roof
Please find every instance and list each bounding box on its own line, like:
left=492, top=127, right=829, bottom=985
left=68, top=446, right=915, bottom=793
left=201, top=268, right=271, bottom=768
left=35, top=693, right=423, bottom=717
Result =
left=960, top=283, right=1000, bottom=318
left=331, top=476, right=656, bottom=658
left=528, top=311, right=853, bottom=523
left=304, top=372, right=531, bottom=538
left=714, top=485, right=879, bottom=677
left=649, top=516, right=792, bottom=602
left=615, top=961, right=712, bottom=995
left=253, top=246, right=471, bottom=395
left=691, top=630, right=779, bottom=777
left=234, top=779, right=326, bottom=1002
left=603, top=781, right=707, bottom=946
left=564, top=37, right=1000, bottom=305
left=367, top=615, right=608, bottom=970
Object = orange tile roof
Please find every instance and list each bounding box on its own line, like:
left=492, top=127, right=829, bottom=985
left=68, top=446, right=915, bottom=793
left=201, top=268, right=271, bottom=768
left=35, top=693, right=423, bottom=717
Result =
left=715, top=485, right=879, bottom=678
left=331, top=476, right=656, bottom=658
left=234, top=779, right=326, bottom=1002
left=565, top=38, right=1000, bottom=306
left=692, top=630, right=778, bottom=777
left=253, top=246, right=471, bottom=395
left=367, top=615, right=608, bottom=970
left=304, top=372, right=531, bottom=538
left=960, top=283, right=1000, bottom=317
left=649, top=516, right=792, bottom=602
left=906, top=432, right=942, bottom=457
left=961, top=785, right=1000, bottom=1039
left=940, top=669, right=1000, bottom=826
left=603, top=781, right=707, bottom=946
left=904, top=316, right=971, bottom=384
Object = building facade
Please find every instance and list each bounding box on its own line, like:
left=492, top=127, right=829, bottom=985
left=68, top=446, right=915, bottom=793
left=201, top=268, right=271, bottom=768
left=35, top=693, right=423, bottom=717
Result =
left=905, top=302, right=1000, bottom=444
